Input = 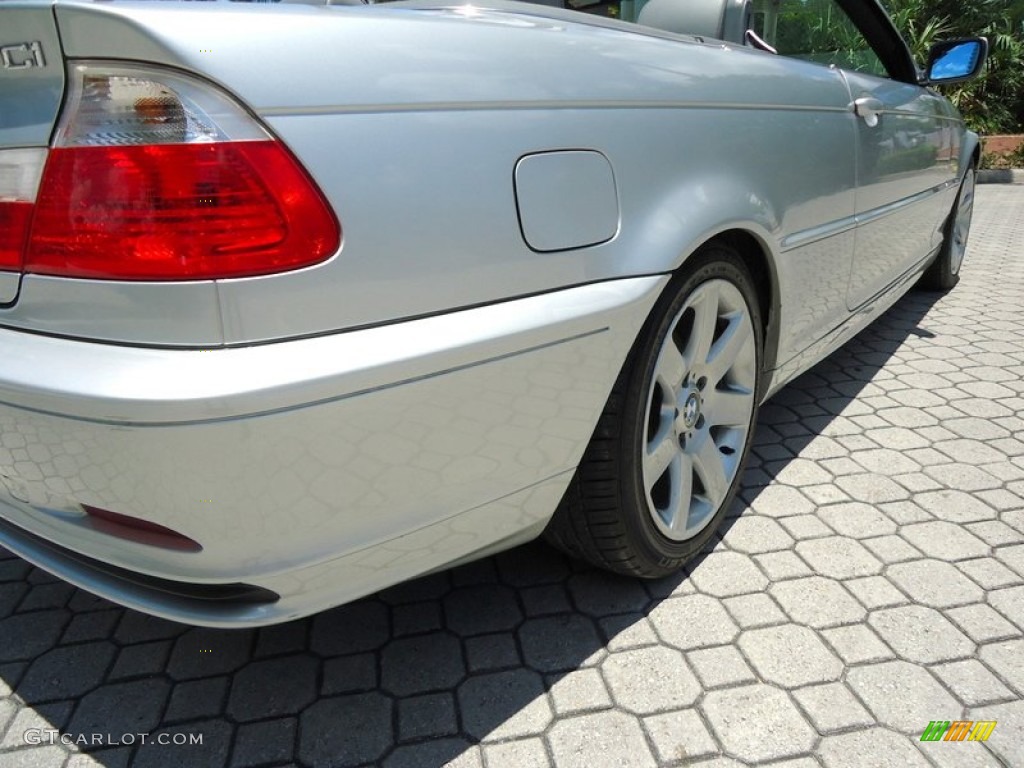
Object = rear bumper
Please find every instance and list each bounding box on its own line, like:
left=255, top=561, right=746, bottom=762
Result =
left=0, top=276, right=665, bottom=626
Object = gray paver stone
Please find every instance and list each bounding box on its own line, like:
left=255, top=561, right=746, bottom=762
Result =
left=322, top=652, right=377, bottom=694
left=548, top=667, right=612, bottom=714
left=166, top=628, right=251, bottom=681
left=847, top=660, right=962, bottom=733
left=310, top=601, right=390, bottom=656
left=989, top=584, right=1024, bottom=630
left=231, top=718, right=297, bottom=767
left=749, top=484, right=816, bottom=517
left=796, top=536, right=883, bottom=578
left=227, top=654, right=318, bottom=721
left=483, top=738, right=551, bottom=768
left=384, top=739, right=482, bottom=768
left=602, top=646, right=700, bottom=714
left=380, top=632, right=466, bottom=695
left=687, top=645, right=756, bottom=688
left=958, top=558, right=1023, bottom=589
left=770, top=576, right=865, bottom=628
left=643, top=709, right=720, bottom=764
left=793, top=682, right=873, bottom=733
left=398, top=692, right=458, bottom=741
left=932, top=659, right=1015, bottom=706
left=917, top=488, right=1001, bottom=521
left=862, top=534, right=922, bottom=563
left=702, top=684, right=815, bottom=763
left=568, top=571, right=651, bottom=616
left=547, top=711, right=655, bottom=768
left=518, top=615, right=602, bottom=673
left=979, top=638, right=1024, bottom=695
left=0, top=612, right=67, bottom=663
left=755, top=551, right=814, bottom=580
left=16, top=642, right=115, bottom=704
left=869, top=605, right=975, bottom=663
left=900, top=521, right=990, bottom=560
left=444, top=585, right=522, bottom=636
left=738, top=624, right=842, bottom=687
left=817, top=728, right=932, bottom=768
left=458, top=669, right=552, bottom=742
left=720, top=516, right=794, bottom=553
left=722, top=593, right=787, bottom=629
left=969, top=698, right=1024, bottom=768
left=300, top=692, right=393, bottom=766
left=649, top=594, right=739, bottom=650
left=600, top=614, right=660, bottom=651
left=887, top=558, right=985, bottom=608
left=819, top=501, right=897, bottom=538
left=164, top=677, right=229, bottom=723
left=946, top=602, right=1021, bottom=643
left=837, top=473, right=912, bottom=503
left=688, top=552, right=768, bottom=597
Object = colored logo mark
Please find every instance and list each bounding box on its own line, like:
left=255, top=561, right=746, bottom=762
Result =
left=920, top=720, right=997, bottom=742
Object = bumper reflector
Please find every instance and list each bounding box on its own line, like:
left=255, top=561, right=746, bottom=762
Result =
left=81, top=504, right=203, bottom=553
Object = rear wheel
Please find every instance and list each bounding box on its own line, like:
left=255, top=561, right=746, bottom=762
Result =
left=544, top=244, right=763, bottom=577
left=919, top=166, right=976, bottom=291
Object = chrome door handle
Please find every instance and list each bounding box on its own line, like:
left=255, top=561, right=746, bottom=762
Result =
left=854, top=97, right=884, bottom=127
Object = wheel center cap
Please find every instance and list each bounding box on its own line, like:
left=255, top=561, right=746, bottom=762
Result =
left=682, top=393, right=701, bottom=429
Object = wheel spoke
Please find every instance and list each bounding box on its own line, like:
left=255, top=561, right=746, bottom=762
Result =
left=704, top=388, right=752, bottom=428
left=668, top=453, right=695, bottom=534
left=706, top=312, right=753, bottom=384
left=644, top=432, right=678, bottom=486
left=685, top=286, right=719, bottom=369
left=693, top=434, right=729, bottom=508
left=654, top=335, right=687, bottom=393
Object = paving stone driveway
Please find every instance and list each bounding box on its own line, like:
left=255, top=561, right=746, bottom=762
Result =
left=1, top=186, right=1023, bottom=768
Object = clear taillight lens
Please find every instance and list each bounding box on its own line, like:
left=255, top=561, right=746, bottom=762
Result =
left=0, top=148, right=46, bottom=269
left=23, top=62, right=340, bottom=281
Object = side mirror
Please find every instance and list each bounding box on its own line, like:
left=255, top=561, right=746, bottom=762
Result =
left=922, top=37, right=988, bottom=86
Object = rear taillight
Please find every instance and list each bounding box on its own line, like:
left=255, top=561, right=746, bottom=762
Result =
left=0, top=148, right=46, bottom=269
left=23, top=62, right=339, bottom=280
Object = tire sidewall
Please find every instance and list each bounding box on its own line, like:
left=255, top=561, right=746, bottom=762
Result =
left=948, top=166, right=976, bottom=279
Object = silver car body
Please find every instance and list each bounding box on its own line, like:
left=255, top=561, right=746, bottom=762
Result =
left=0, top=0, right=976, bottom=625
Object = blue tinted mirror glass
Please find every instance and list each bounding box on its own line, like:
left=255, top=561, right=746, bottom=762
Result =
left=929, top=41, right=981, bottom=81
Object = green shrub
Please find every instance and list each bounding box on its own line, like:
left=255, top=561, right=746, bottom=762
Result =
left=884, top=0, right=1024, bottom=134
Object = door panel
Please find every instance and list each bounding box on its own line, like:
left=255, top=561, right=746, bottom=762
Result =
left=843, top=71, right=956, bottom=308
left=753, top=0, right=958, bottom=310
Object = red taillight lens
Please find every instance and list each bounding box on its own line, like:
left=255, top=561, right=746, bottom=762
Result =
left=0, top=148, right=47, bottom=270
left=21, top=62, right=339, bottom=281
left=0, top=201, right=33, bottom=270
left=27, top=141, right=339, bottom=279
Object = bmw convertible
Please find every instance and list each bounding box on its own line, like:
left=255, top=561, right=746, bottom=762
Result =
left=0, top=0, right=985, bottom=625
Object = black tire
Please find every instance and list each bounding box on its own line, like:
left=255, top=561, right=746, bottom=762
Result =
left=919, top=166, right=976, bottom=292
left=544, top=243, right=763, bottom=578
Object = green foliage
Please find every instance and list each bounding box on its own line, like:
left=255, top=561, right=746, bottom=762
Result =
left=772, top=0, right=888, bottom=74
left=884, top=0, right=1024, bottom=133
left=885, top=0, right=950, bottom=59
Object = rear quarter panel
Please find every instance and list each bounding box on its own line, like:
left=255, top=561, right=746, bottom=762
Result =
left=36, top=1, right=854, bottom=365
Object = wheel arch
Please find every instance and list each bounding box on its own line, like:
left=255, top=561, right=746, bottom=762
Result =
left=962, top=130, right=982, bottom=174
left=672, top=228, right=783, bottom=385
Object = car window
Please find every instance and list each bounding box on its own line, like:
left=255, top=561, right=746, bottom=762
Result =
left=750, top=0, right=890, bottom=77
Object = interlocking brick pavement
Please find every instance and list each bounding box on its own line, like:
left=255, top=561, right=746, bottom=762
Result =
left=1, top=185, right=1022, bottom=767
